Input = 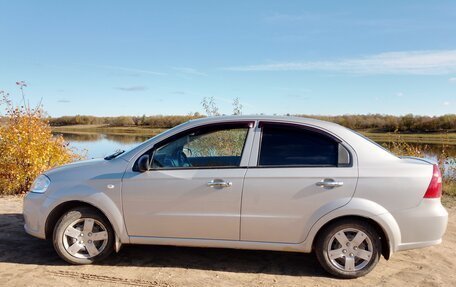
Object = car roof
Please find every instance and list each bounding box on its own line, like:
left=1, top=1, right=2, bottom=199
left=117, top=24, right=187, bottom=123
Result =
left=187, top=115, right=343, bottom=130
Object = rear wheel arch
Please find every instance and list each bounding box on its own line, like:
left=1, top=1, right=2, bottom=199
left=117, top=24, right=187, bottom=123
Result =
left=312, top=215, right=391, bottom=260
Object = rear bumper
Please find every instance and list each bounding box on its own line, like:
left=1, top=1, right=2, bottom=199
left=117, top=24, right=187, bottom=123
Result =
left=392, top=198, right=448, bottom=252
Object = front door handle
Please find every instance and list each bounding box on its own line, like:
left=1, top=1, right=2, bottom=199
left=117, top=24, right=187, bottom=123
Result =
left=207, top=179, right=232, bottom=188
left=316, top=178, right=344, bottom=189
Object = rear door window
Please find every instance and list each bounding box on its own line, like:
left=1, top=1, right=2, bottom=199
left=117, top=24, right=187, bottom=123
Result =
left=259, top=124, right=340, bottom=167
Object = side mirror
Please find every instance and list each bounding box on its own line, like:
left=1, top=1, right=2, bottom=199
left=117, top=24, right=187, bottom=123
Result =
left=138, top=154, right=150, bottom=172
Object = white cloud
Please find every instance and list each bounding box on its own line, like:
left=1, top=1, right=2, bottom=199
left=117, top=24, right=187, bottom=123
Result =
left=224, top=50, right=456, bottom=75
left=172, top=67, right=207, bottom=76
left=396, top=92, right=404, bottom=97
left=443, top=101, right=451, bottom=106
left=449, top=77, right=456, bottom=83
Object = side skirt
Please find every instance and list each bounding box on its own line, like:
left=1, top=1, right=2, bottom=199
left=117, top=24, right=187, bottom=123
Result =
left=129, top=236, right=310, bottom=253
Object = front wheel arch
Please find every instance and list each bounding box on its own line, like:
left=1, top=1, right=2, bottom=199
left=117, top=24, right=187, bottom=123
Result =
left=312, top=215, right=390, bottom=260
left=45, top=201, right=113, bottom=241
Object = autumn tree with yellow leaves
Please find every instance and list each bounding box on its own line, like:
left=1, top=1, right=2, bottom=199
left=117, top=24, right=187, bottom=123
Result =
left=0, top=82, right=78, bottom=195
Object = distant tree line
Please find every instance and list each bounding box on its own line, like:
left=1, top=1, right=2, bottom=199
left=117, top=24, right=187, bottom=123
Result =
left=47, top=113, right=456, bottom=133
left=48, top=114, right=203, bottom=128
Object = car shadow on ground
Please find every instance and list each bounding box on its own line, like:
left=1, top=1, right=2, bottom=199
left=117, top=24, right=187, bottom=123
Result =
left=0, top=213, right=326, bottom=277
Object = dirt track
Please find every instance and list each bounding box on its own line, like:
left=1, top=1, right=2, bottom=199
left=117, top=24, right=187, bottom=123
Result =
left=1, top=196, right=455, bottom=287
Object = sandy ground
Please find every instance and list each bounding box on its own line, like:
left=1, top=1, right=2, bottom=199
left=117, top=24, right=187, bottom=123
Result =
left=0, top=196, right=455, bottom=287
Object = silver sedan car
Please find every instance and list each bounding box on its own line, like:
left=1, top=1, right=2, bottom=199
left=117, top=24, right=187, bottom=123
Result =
left=23, top=116, right=448, bottom=278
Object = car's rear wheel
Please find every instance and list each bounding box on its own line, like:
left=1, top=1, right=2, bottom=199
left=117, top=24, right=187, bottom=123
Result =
left=53, top=207, right=114, bottom=264
left=315, top=219, right=381, bottom=278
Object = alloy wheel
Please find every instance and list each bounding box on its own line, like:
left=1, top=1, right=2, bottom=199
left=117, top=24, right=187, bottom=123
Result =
left=62, top=218, right=109, bottom=259
left=327, top=228, right=374, bottom=272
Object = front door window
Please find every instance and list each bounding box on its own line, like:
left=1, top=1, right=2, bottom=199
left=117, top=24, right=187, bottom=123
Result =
left=152, top=125, right=249, bottom=169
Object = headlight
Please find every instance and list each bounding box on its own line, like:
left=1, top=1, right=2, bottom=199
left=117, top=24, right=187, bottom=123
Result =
left=30, top=175, right=51, bottom=193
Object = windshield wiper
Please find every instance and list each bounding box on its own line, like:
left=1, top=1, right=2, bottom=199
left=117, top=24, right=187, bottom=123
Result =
left=104, top=150, right=125, bottom=160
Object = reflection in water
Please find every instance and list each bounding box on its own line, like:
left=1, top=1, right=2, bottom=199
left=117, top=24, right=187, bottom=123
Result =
left=104, top=134, right=150, bottom=144
left=54, top=132, right=150, bottom=144
left=54, top=132, right=103, bottom=142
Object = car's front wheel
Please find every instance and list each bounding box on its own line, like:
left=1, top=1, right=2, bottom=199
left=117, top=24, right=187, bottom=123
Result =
left=315, top=219, right=381, bottom=278
left=53, top=207, right=114, bottom=264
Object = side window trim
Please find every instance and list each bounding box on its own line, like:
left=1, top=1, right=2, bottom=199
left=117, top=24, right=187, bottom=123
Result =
left=258, top=121, right=342, bottom=143
left=255, top=121, right=352, bottom=168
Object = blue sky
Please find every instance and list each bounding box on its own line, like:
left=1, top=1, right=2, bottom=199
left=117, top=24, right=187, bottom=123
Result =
left=1, top=0, right=455, bottom=116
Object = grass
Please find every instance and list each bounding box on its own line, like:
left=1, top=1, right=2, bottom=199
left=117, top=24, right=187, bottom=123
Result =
left=444, top=180, right=456, bottom=197
left=442, top=197, right=456, bottom=208
left=361, top=132, right=456, bottom=145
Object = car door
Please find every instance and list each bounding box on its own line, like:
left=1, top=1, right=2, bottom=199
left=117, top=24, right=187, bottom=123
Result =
left=241, top=122, right=358, bottom=243
left=122, top=122, right=254, bottom=240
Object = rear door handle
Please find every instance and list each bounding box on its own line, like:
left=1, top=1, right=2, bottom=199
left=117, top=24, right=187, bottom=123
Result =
left=207, top=179, right=232, bottom=188
left=316, top=178, right=344, bottom=188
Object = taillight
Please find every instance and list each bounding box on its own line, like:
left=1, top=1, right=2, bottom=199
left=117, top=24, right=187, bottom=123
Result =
left=423, top=164, right=442, bottom=198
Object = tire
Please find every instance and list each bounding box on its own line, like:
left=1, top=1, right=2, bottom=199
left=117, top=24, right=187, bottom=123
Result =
left=315, top=219, right=381, bottom=279
left=53, top=207, right=114, bottom=264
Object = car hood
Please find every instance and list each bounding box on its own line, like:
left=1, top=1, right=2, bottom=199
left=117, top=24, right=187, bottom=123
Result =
left=44, top=158, right=129, bottom=182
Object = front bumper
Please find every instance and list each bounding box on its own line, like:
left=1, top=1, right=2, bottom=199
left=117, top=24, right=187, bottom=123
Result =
left=23, top=192, right=48, bottom=239
left=393, top=198, right=448, bottom=252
